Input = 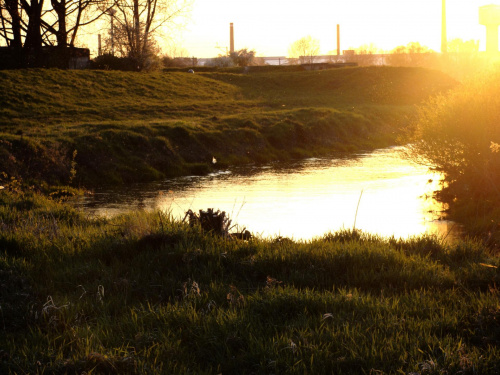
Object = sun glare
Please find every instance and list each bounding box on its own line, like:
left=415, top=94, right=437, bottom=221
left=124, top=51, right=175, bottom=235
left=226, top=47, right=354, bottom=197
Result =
left=179, top=0, right=493, bottom=58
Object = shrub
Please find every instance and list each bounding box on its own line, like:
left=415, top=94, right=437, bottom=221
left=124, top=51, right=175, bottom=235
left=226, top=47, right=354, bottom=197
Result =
left=409, top=68, right=500, bottom=199
left=90, top=54, right=139, bottom=71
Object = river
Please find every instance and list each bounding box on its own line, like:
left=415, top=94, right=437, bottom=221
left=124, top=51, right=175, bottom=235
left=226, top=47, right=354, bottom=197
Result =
left=74, top=146, right=457, bottom=241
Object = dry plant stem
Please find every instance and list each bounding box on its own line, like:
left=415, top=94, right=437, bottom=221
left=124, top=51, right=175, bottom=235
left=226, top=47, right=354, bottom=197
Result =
left=353, top=188, right=364, bottom=231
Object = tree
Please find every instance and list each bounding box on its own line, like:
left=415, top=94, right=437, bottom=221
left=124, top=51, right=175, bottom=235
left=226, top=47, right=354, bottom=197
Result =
left=44, top=0, right=109, bottom=49
left=447, top=38, right=479, bottom=53
left=1, top=0, right=23, bottom=49
left=288, top=35, right=320, bottom=64
left=107, top=0, right=192, bottom=70
left=0, top=0, right=108, bottom=67
left=229, top=48, right=255, bottom=67
left=386, top=42, right=435, bottom=67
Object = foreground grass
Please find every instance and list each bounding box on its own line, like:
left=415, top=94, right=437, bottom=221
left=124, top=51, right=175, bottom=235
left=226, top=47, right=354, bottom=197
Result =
left=0, top=67, right=456, bottom=186
left=1, top=190, right=500, bottom=374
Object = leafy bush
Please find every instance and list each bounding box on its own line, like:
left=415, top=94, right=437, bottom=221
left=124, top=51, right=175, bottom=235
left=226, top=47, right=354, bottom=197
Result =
left=409, top=68, right=500, bottom=199
left=205, top=56, right=234, bottom=68
left=229, top=48, right=256, bottom=67
left=90, top=54, right=139, bottom=71
left=408, top=68, right=500, bottom=240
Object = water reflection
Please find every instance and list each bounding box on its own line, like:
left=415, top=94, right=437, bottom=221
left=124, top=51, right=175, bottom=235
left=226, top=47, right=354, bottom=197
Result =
left=74, top=147, right=456, bottom=240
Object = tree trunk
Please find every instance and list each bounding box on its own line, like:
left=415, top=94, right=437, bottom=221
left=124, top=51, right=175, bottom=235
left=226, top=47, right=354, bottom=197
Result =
left=4, top=0, right=22, bottom=50
left=51, top=0, right=67, bottom=47
left=22, top=0, right=44, bottom=51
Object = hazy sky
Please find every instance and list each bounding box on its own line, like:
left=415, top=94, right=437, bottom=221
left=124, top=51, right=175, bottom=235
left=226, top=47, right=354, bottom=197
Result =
left=175, top=0, right=495, bottom=57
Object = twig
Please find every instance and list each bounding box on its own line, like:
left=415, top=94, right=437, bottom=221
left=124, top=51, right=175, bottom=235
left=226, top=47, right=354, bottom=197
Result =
left=353, top=189, right=364, bottom=231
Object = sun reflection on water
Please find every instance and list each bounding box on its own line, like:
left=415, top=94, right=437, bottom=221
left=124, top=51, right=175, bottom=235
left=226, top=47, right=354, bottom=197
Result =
left=77, top=147, right=456, bottom=241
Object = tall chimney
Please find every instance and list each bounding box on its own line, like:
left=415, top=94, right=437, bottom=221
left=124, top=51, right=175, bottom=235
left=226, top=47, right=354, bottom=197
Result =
left=441, top=0, right=447, bottom=53
left=230, top=23, right=234, bottom=54
left=337, top=24, right=340, bottom=55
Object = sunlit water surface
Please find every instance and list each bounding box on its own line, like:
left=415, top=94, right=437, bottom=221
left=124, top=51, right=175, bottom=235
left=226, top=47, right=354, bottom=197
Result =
left=74, top=147, right=457, bottom=240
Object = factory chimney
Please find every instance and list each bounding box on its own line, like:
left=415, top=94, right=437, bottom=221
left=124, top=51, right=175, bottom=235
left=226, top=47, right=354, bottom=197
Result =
left=441, top=0, right=447, bottom=53
left=479, top=5, right=500, bottom=54
left=337, top=24, right=340, bottom=55
left=230, top=23, right=234, bottom=54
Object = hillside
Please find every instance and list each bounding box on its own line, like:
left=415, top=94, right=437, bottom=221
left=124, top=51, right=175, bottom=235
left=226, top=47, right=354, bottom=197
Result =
left=0, top=67, right=457, bottom=186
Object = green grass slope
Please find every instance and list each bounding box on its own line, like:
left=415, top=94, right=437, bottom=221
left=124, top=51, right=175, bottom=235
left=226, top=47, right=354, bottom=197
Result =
left=0, top=67, right=457, bottom=187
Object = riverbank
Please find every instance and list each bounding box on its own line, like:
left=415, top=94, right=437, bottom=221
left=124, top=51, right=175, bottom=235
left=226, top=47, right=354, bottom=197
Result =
left=2, top=67, right=500, bottom=373
left=0, top=66, right=456, bottom=187
left=1, top=190, right=500, bottom=373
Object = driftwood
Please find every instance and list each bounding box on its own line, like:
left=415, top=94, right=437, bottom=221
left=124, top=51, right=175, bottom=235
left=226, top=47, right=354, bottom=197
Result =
left=183, top=208, right=252, bottom=240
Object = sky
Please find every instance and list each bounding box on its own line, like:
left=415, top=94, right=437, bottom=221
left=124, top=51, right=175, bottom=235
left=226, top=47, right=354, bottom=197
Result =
left=173, top=0, right=496, bottom=58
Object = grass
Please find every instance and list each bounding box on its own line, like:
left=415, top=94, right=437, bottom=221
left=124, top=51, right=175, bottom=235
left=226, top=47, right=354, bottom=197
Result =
left=3, top=66, right=497, bottom=373
left=0, top=66, right=457, bottom=187
left=1, top=190, right=500, bottom=374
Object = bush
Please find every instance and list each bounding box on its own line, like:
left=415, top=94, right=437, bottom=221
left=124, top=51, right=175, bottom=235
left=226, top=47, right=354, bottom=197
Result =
left=90, top=54, right=139, bottom=71
left=205, top=56, right=234, bottom=68
left=409, top=68, right=500, bottom=199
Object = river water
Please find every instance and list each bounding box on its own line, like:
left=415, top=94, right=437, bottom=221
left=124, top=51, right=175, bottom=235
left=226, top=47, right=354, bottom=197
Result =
left=74, top=147, right=457, bottom=241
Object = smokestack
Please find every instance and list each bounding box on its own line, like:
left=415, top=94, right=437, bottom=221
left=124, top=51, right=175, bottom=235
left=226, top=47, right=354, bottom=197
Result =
left=441, top=0, right=447, bottom=53
left=337, top=24, right=340, bottom=55
left=230, top=23, right=234, bottom=54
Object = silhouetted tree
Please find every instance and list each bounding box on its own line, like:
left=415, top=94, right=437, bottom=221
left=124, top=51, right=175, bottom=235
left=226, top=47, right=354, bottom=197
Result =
left=0, top=0, right=108, bottom=67
left=106, top=0, right=192, bottom=70
left=229, top=48, right=255, bottom=67
left=387, top=42, right=435, bottom=67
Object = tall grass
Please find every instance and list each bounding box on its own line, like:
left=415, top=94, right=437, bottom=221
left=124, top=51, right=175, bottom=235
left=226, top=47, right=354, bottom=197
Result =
left=1, top=190, right=500, bottom=373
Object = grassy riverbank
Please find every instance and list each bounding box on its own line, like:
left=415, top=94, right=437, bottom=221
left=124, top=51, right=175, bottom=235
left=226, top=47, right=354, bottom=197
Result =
left=1, top=190, right=500, bottom=374
left=4, top=66, right=500, bottom=374
left=0, top=66, right=456, bottom=187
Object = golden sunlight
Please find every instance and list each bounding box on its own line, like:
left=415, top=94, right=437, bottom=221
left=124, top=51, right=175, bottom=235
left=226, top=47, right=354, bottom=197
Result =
left=179, top=0, right=493, bottom=57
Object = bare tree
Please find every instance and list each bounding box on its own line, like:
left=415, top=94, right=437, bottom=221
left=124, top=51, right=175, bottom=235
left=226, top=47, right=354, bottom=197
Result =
left=1, top=0, right=109, bottom=66
left=44, top=0, right=110, bottom=48
left=108, top=0, right=191, bottom=69
left=0, top=0, right=23, bottom=49
left=288, top=35, right=320, bottom=64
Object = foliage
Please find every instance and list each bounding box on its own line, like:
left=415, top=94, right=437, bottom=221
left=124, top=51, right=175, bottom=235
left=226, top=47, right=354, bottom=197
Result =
left=387, top=42, right=436, bottom=67
left=407, top=68, right=500, bottom=242
left=106, top=0, right=192, bottom=70
left=205, top=56, right=235, bottom=68
left=288, top=35, right=320, bottom=64
left=447, top=38, right=479, bottom=53
left=91, top=53, right=140, bottom=70
left=1, top=190, right=500, bottom=373
left=162, top=55, right=197, bottom=67
left=229, top=48, right=256, bottom=67
left=382, top=39, right=492, bottom=81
